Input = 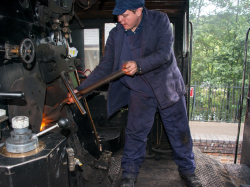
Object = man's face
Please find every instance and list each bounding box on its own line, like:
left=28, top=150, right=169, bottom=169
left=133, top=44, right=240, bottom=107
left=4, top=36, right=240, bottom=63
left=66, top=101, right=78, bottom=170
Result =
left=117, top=8, right=143, bottom=32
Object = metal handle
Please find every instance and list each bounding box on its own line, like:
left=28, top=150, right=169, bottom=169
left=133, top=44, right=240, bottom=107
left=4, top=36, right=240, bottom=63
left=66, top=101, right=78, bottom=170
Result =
left=35, top=118, right=69, bottom=137
left=0, top=91, right=24, bottom=99
left=35, top=123, right=59, bottom=138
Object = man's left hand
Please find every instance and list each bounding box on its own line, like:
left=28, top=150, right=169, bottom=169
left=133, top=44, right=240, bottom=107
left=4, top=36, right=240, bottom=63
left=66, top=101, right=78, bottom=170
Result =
left=67, top=89, right=81, bottom=104
left=122, top=61, right=138, bottom=76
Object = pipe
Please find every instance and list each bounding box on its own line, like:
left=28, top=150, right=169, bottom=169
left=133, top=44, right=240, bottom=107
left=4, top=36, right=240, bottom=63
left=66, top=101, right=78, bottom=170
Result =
left=187, top=21, right=193, bottom=121
left=234, top=27, right=250, bottom=164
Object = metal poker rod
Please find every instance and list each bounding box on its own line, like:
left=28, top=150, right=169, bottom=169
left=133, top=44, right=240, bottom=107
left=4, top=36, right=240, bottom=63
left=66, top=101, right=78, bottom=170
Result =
left=57, top=70, right=125, bottom=106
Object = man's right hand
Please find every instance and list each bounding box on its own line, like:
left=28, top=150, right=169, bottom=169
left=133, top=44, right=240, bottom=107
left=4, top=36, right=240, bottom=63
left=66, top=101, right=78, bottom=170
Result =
left=67, top=89, right=80, bottom=104
left=122, top=61, right=138, bottom=76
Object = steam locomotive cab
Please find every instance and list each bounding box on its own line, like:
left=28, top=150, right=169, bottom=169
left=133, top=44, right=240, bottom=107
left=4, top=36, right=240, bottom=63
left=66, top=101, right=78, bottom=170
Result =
left=1, top=1, right=250, bottom=187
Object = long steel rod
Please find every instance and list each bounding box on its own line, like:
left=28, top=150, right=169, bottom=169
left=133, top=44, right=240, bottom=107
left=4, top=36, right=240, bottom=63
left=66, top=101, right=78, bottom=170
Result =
left=76, top=70, right=125, bottom=96
left=57, top=70, right=125, bottom=106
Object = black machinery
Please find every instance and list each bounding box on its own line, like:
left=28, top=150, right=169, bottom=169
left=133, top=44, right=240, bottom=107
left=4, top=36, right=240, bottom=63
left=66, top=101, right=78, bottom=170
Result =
left=0, top=0, right=120, bottom=186
left=1, top=0, right=250, bottom=187
left=0, top=117, right=70, bottom=186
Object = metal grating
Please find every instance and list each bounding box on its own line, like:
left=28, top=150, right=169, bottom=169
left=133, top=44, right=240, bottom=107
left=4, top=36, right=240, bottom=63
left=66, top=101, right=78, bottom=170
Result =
left=108, top=155, right=122, bottom=185
left=224, top=164, right=250, bottom=186
left=194, top=148, right=236, bottom=187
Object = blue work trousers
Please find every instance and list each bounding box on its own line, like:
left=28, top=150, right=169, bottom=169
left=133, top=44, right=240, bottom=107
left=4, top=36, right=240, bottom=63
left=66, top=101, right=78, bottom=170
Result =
left=121, top=90, right=196, bottom=179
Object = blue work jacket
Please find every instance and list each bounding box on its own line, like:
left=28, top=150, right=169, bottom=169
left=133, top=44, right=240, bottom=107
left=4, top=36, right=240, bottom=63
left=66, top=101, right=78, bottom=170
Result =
left=77, top=7, right=186, bottom=117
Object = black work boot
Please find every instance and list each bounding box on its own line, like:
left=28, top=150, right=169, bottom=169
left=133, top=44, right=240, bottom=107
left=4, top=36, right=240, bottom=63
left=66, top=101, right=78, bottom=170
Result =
left=120, top=178, right=136, bottom=187
left=180, top=173, right=202, bottom=187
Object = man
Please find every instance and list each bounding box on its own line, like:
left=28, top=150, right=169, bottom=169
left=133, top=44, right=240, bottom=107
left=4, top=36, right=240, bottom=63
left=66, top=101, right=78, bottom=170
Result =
left=69, top=0, right=202, bottom=186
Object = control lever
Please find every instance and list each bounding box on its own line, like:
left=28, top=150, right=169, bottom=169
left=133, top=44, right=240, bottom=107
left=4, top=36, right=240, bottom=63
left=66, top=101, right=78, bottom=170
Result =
left=0, top=91, right=24, bottom=99
left=61, top=71, right=86, bottom=115
left=34, top=118, right=69, bottom=138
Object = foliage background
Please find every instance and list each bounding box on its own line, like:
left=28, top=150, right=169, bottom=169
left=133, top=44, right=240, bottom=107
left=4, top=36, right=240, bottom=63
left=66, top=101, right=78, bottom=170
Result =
left=189, top=0, right=250, bottom=85
left=189, top=0, right=250, bottom=122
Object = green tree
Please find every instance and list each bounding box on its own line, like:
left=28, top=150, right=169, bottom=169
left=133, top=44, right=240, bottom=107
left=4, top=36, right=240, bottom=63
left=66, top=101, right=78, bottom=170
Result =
left=189, top=0, right=250, bottom=121
left=190, top=0, right=250, bottom=85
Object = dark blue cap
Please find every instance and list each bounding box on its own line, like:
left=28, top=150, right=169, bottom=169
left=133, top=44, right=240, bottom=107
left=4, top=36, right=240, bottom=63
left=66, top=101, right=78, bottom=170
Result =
left=112, top=0, right=145, bottom=15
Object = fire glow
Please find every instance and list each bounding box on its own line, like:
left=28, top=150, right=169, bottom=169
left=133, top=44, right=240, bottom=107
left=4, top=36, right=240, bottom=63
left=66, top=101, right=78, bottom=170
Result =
left=40, top=122, right=46, bottom=131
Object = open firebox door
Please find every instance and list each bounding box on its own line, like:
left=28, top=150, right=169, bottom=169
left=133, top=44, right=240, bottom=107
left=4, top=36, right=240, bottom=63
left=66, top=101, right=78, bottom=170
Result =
left=0, top=0, right=124, bottom=186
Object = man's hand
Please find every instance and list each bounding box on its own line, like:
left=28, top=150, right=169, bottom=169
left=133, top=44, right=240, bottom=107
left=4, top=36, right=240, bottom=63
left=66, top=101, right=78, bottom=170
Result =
left=122, top=61, right=138, bottom=76
left=67, top=89, right=80, bottom=104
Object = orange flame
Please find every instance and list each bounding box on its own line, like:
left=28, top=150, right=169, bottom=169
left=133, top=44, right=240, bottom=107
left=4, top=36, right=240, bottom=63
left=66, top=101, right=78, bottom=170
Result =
left=40, top=122, right=46, bottom=132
